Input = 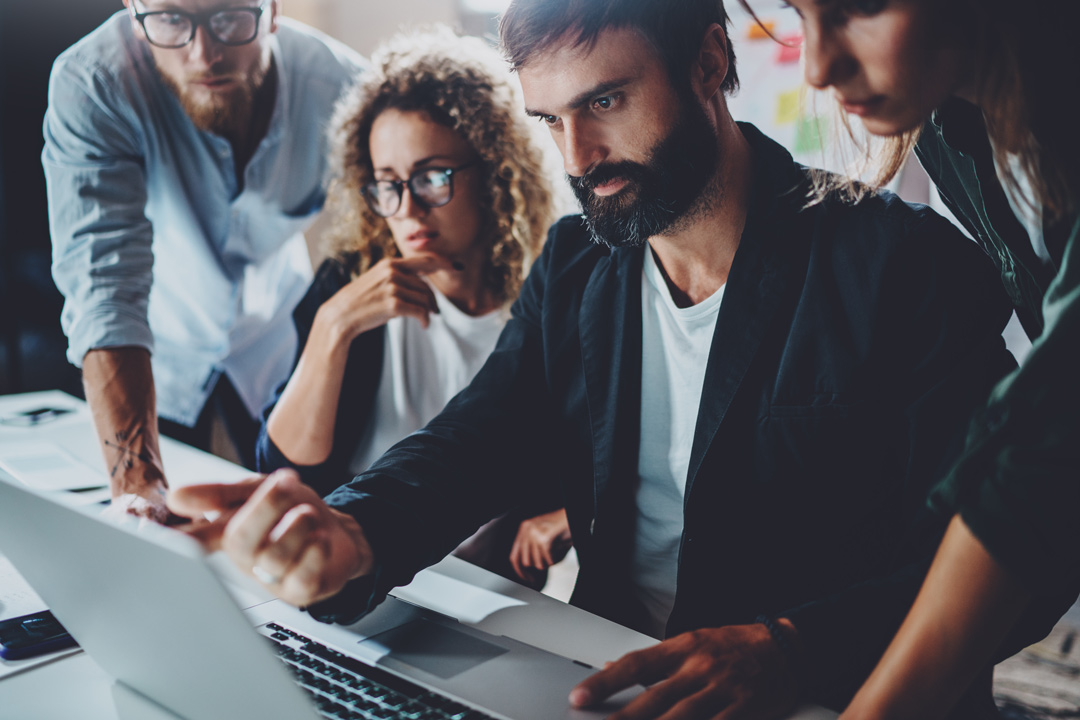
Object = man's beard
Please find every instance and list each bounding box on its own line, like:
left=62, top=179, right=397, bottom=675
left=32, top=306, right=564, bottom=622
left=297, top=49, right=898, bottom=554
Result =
left=568, top=95, right=719, bottom=249
left=159, top=63, right=266, bottom=138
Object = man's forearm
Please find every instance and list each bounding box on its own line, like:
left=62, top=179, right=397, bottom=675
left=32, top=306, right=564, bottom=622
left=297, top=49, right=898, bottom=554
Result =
left=82, top=347, right=167, bottom=497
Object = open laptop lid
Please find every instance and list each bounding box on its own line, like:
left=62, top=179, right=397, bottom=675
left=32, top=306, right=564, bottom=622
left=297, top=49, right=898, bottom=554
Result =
left=0, top=469, right=321, bottom=720
left=0, top=470, right=651, bottom=720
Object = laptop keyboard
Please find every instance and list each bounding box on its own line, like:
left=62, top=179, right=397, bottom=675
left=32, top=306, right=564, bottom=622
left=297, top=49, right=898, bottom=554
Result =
left=261, top=622, right=498, bottom=720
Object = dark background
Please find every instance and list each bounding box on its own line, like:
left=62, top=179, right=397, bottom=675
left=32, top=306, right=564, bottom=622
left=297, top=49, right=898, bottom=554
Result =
left=0, top=0, right=118, bottom=396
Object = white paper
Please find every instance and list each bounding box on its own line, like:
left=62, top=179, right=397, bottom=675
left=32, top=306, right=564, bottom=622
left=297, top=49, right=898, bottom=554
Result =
left=0, top=644, right=82, bottom=681
left=0, top=441, right=107, bottom=493
left=392, top=570, right=526, bottom=625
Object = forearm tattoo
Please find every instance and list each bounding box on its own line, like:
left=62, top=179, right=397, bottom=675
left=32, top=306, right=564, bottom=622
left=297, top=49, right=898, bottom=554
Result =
left=104, top=419, right=157, bottom=478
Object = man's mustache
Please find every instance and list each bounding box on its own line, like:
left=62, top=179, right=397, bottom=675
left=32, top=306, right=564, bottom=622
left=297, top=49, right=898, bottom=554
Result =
left=185, top=71, right=240, bottom=84
left=568, top=161, right=650, bottom=193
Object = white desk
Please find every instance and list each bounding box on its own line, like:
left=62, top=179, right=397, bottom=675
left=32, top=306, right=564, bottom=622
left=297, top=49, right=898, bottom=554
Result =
left=0, top=391, right=836, bottom=720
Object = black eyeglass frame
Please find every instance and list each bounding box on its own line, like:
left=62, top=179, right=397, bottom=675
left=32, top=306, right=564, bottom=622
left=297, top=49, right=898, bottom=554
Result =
left=361, top=163, right=476, bottom=218
left=129, top=0, right=269, bottom=49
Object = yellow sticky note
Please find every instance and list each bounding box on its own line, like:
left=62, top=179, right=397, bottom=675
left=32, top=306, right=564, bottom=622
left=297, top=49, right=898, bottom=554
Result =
left=775, top=89, right=801, bottom=126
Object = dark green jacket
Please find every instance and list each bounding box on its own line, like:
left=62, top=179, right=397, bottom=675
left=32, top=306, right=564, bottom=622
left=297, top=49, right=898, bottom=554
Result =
left=917, top=99, right=1080, bottom=606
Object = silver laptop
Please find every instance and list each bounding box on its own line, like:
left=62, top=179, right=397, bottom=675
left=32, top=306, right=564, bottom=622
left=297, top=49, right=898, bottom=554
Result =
left=0, top=470, right=640, bottom=720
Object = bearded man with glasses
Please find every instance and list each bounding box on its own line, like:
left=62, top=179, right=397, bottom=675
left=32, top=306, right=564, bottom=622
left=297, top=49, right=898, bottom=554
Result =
left=42, top=1, right=366, bottom=521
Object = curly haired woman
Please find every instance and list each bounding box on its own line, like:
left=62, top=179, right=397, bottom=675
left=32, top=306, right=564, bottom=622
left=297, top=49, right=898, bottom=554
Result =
left=255, top=27, right=569, bottom=589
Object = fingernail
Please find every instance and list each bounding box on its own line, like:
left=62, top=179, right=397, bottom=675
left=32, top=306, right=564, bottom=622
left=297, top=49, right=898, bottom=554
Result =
left=452, top=261, right=465, bottom=271
left=569, top=688, right=591, bottom=707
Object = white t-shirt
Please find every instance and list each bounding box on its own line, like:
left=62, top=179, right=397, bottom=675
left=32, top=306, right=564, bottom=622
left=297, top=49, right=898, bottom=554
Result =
left=632, top=247, right=725, bottom=638
left=350, top=286, right=508, bottom=474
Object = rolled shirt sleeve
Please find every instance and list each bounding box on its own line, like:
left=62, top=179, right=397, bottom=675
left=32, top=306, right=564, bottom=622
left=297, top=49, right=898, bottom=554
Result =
left=43, top=49, right=155, bottom=366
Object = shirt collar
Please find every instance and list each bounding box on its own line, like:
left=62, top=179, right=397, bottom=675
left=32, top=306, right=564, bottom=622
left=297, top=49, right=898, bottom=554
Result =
left=929, top=97, right=986, bottom=156
left=260, top=32, right=286, bottom=148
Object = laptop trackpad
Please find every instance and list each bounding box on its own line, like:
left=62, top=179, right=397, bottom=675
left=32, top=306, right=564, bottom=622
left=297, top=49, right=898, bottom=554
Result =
left=359, top=618, right=508, bottom=679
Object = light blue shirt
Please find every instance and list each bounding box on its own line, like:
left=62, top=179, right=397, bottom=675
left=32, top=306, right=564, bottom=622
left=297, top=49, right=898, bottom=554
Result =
left=43, top=13, right=365, bottom=426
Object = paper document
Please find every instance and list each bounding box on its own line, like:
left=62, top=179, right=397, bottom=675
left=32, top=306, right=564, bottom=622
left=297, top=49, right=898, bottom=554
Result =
left=0, top=441, right=107, bottom=493
left=392, top=570, right=526, bottom=625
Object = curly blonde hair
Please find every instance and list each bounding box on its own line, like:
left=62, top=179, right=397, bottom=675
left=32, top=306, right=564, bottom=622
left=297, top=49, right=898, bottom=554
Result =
left=324, top=26, right=555, bottom=306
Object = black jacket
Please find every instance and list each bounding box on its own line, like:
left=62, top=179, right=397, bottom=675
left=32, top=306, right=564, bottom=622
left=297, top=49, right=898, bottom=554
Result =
left=315, top=125, right=1015, bottom=709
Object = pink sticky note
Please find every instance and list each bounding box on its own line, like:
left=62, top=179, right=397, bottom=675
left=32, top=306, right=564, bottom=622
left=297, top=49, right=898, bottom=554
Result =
left=776, top=32, right=803, bottom=63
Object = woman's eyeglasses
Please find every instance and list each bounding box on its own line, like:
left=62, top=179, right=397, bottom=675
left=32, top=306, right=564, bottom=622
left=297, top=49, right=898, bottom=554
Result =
left=362, top=163, right=475, bottom=218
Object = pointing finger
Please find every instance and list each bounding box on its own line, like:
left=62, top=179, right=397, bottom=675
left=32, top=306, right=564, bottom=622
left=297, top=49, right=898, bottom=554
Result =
left=221, top=470, right=312, bottom=566
left=166, top=475, right=266, bottom=518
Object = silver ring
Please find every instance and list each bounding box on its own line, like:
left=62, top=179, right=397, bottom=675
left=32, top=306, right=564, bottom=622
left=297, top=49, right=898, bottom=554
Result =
left=252, top=564, right=280, bottom=585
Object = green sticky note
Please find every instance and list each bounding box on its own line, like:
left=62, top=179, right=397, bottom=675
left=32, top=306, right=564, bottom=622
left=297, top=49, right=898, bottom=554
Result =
left=794, top=114, right=827, bottom=154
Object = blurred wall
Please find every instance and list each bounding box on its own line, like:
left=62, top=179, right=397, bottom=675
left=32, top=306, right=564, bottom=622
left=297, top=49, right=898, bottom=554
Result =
left=285, top=0, right=459, bottom=56
left=0, top=0, right=117, bottom=396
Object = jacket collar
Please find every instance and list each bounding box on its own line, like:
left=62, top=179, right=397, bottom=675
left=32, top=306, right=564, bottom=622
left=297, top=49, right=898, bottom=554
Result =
left=579, top=243, right=644, bottom=572
left=685, top=124, right=811, bottom=499
left=929, top=97, right=987, bottom=157
left=928, top=99, right=1065, bottom=275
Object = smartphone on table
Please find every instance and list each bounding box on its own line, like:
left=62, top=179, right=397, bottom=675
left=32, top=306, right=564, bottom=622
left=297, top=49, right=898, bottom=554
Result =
left=0, top=610, right=79, bottom=660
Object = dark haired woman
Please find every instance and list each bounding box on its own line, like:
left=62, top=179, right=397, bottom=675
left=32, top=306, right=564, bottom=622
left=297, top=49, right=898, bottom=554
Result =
left=759, top=1, right=1080, bottom=716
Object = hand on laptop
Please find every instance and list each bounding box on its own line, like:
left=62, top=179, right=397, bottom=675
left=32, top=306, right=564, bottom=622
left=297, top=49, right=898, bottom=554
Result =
left=568, top=622, right=799, bottom=720
left=167, top=469, right=376, bottom=606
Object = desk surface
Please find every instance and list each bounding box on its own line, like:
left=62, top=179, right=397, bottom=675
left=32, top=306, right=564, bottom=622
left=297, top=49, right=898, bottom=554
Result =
left=0, top=391, right=836, bottom=720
